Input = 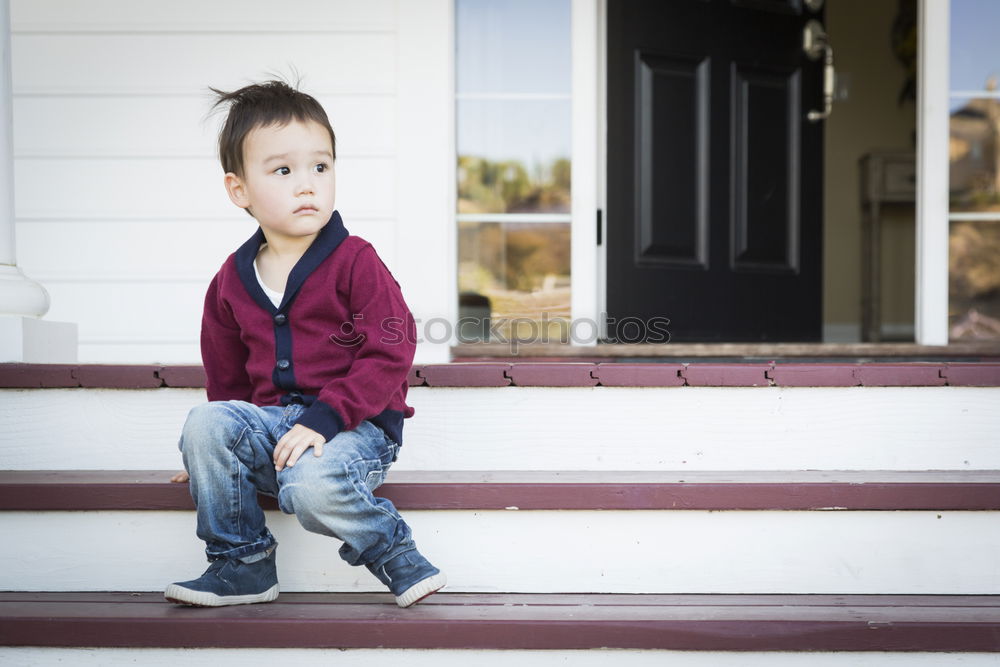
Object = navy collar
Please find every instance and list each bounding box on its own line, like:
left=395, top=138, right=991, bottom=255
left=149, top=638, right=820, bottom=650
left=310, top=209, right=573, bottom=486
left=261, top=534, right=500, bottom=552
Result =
left=234, top=210, right=350, bottom=314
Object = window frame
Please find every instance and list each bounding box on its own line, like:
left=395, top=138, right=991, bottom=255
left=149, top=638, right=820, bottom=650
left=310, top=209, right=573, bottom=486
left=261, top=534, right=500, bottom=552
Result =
left=916, top=0, right=950, bottom=345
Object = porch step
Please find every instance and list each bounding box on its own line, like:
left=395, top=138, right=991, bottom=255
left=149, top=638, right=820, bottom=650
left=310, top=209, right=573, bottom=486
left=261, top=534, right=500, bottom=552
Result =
left=2, top=592, right=999, bottom=652
left=3, top=365, right=1000, bottom=658
left=3, top=470, right=999, bottom=595
left=4, top=469, right=1000, bottom=511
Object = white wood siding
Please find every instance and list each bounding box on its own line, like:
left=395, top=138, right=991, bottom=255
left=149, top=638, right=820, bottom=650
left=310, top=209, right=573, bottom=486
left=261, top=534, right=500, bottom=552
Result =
left=10, top=0, right=453, bottom=362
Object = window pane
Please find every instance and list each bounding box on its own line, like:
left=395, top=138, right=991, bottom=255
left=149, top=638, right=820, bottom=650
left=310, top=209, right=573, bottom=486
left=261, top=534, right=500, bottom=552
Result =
left=456, top=0, right=571, bottom=95
left=950, top=0, right=1000, bottom=93
left=949, top=4, right=1000, bottom=341
left=458, top=221, right=571, bottom=342
left=455, top=0, right=572, bottom=345
left=457, top=99, right=571, bottom=214
left=949, top=220, right=1000, bottom=341
left=949, top=97, right=1000, bottom=212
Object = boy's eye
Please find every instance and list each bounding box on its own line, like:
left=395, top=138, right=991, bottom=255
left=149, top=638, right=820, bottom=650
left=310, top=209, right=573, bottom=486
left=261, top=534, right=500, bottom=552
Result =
left=315, top=163, right=328, bottom=173
left=275, top=167, right=290, bottom=176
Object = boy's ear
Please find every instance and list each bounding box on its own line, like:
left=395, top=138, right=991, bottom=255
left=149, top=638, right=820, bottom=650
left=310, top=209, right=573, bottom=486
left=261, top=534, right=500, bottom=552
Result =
left=223, top=172, right=250, bottom=210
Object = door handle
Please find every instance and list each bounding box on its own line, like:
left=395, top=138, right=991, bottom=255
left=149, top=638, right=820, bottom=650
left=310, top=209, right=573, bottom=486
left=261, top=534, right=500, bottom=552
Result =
left=803, top=19, right=834, bottom=123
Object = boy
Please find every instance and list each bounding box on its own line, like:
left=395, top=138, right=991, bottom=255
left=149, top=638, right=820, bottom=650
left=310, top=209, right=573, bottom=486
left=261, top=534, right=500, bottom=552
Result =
left=165, top=80, right=444, bottom=608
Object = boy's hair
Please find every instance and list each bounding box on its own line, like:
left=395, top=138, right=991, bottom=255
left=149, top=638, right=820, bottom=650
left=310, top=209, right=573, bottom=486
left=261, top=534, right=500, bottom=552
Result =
left=210, top=80, right=336, bottom=177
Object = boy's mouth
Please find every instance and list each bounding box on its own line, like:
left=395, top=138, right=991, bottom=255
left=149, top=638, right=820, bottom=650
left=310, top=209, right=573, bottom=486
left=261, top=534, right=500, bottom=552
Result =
left=294, top=205, right=318, bottom=214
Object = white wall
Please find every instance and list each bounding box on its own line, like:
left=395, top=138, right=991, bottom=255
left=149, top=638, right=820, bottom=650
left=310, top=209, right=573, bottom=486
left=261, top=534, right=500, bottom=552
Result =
left=10, top=0, right=453, bottom=363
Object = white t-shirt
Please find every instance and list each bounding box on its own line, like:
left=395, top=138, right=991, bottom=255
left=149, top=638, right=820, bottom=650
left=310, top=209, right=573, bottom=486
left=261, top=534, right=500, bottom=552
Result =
left=253, top=244, right=284, bottom=308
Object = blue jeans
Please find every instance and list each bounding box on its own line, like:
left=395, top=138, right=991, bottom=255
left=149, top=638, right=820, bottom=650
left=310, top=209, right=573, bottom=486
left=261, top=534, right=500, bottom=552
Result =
left=178, top=400, right=414, bottom=571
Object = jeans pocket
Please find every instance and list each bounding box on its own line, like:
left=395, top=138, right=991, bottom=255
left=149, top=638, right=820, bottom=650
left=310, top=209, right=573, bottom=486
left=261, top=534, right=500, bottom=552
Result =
left=271, top=404, right=304, bottom=440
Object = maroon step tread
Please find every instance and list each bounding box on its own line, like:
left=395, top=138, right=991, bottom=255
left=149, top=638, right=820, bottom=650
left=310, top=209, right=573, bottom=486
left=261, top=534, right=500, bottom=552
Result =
left=417, top=363, right=511, bottom=387
left=2, top=470, right=999, bottom=511
left=1, top=592, right=998, bottom=651
left=3, top=362, right=999, bottom=388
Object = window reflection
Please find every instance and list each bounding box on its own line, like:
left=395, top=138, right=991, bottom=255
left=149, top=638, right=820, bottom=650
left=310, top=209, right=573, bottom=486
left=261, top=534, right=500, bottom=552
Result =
left=458, top=222, right=571, bottom=341
left=949, top=220, right=1000, bottom=340
left=456, top=0, right=571, bottom=94
left=458, top=154, right=571, bottom=215
left=458, top=99, right=571, bottom=214
left=949, top=94, right=1000, bottom=212
left=455, top=0, right=572, bottom=345
left=949, top=0, right=1000, bottom=340
left=949, top=0, right=1000, bottom=94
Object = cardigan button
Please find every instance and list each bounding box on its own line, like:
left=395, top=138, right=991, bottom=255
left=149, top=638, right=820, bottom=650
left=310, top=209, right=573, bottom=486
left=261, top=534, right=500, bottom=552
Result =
left=273, top=314, right=287, bottom=326
left=276, top=359, right=291, bottom=371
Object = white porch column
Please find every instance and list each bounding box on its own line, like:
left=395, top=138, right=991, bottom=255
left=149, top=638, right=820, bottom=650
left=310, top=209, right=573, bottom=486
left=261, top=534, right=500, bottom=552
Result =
left=0, top=0, right=76, bottom=362
left=915, top=0, right=950, bottom=345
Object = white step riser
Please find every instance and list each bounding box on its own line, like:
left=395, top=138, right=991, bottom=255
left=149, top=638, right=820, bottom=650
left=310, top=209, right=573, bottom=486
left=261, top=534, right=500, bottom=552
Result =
left=4, top=510, right=999, bottom=595
left=3, top=386, right=1000, bottom=471
left=2, top=648, right=997, bottom=667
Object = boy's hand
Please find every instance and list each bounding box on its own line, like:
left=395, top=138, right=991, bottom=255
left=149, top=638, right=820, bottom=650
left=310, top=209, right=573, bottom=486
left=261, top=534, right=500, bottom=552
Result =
left=274, top=424, right=327, bottom=471
left=170, top=471, right=189, bottom=483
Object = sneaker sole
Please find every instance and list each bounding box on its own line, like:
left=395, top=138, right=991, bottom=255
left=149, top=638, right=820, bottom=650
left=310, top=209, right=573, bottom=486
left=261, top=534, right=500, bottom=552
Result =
left=395, top=572, right=447, bottom=608
left=164, top=583, right=279, bottom=607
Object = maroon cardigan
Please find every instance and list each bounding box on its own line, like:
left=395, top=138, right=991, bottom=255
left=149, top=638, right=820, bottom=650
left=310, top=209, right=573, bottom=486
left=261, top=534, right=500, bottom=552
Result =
left=200, top=211, right=416, bottom=444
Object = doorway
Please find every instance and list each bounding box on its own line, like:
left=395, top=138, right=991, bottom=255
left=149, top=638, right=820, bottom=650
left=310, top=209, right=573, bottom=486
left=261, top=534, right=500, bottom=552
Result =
left=601, top=0, right=917, bottom=345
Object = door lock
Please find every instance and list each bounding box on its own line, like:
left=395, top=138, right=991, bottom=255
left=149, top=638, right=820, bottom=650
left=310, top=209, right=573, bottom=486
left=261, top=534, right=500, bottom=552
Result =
left=803, top=19, right=835, bottom=122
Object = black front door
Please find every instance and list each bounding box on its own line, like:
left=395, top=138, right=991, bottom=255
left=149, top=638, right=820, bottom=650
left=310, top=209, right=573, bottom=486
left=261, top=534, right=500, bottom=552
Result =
left=606, top=0, right=825, bottom=342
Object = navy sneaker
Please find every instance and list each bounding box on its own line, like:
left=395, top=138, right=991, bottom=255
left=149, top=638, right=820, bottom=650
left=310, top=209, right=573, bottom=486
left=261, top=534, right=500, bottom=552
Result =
left=368, top=549, right=446, bottom=608
left=165, top=549, right=279, bottom=607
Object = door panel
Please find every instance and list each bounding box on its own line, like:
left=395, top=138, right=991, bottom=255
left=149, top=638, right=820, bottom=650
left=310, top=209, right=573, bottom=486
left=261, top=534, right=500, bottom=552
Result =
left=636, top=52, right=709, bottom=268
left=731, top=64, right=799, bottom=272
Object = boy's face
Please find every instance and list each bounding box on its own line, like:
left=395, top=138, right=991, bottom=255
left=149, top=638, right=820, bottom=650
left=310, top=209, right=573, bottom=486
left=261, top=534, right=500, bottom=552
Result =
left=224, top=119, right=336, bottom=246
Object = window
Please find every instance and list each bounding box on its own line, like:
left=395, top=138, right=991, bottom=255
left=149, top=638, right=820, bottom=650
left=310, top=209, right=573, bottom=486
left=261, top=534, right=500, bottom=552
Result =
left=455, top=0, right=572, bottom=343
left=948, top=0, right=1000, bottom=340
